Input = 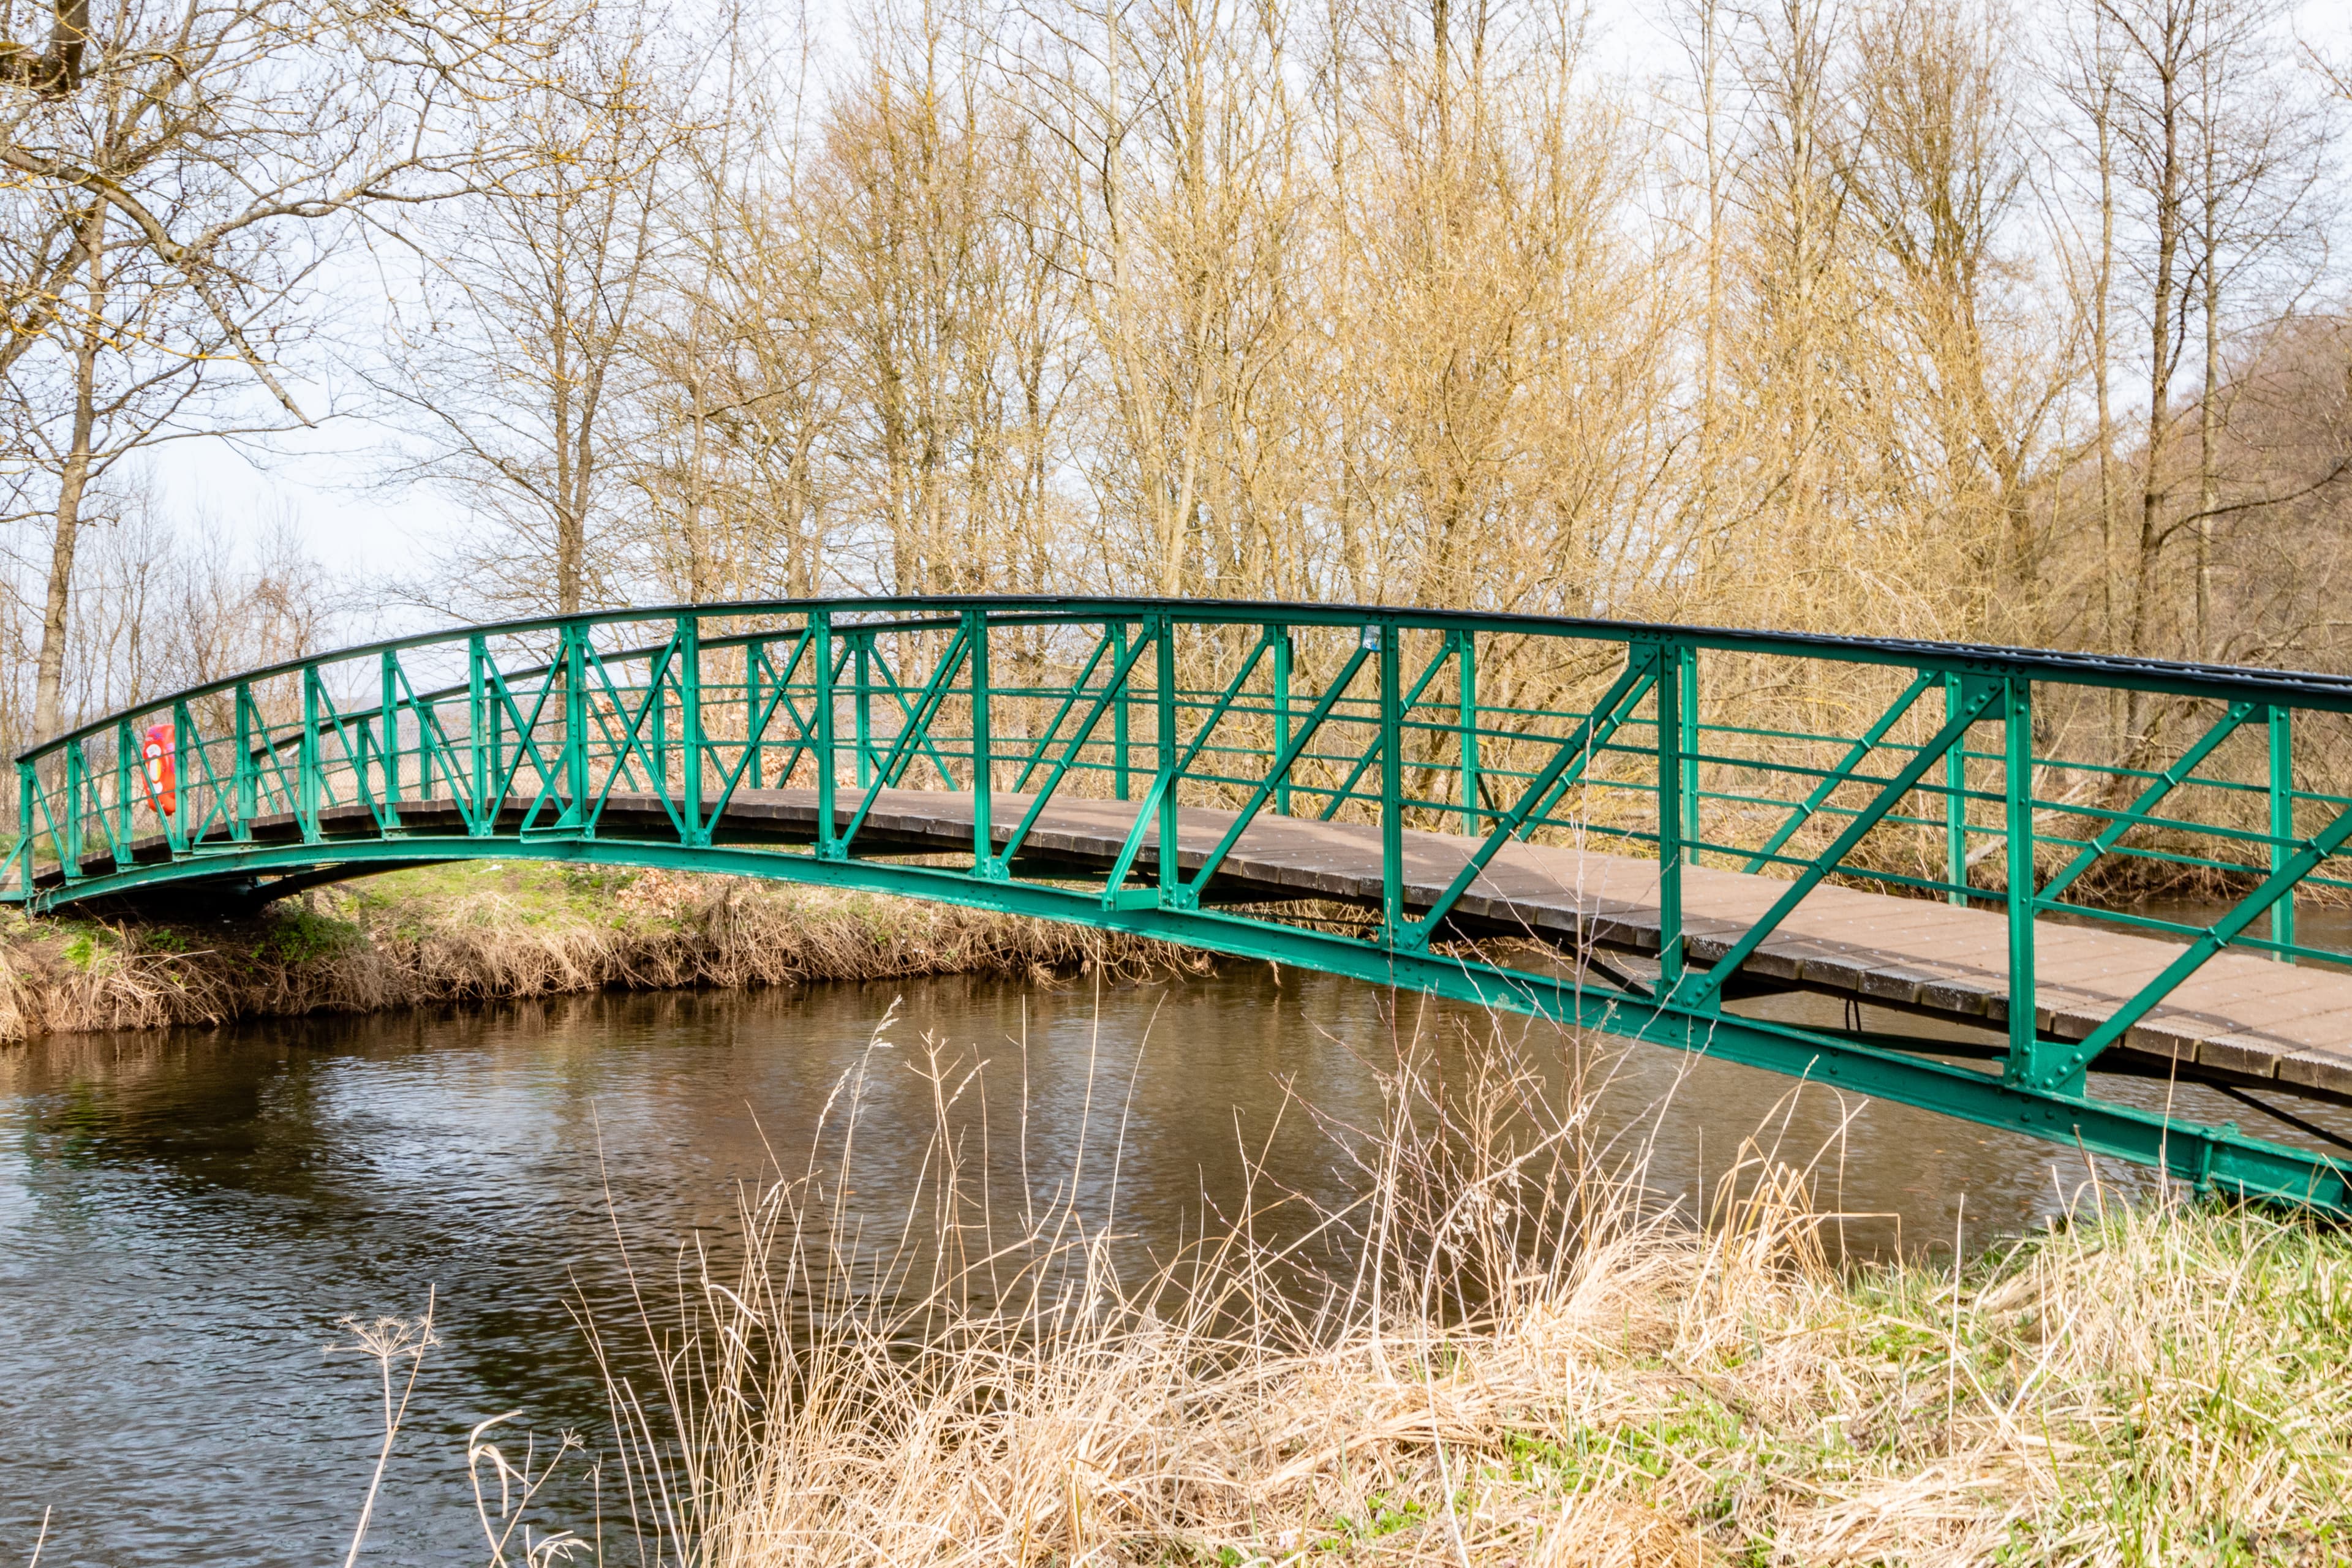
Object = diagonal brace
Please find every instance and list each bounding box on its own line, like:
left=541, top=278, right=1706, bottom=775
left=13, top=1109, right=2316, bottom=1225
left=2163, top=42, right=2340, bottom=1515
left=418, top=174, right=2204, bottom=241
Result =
left=1743, top=672, right=1936, bottom=873
left=997, top=630, right=1160, bottom=870
left=1013, top=627, right=1120, bottom=791
left=694, top=626, right=816, bottom=828
left=1685, top=680, right=1994, bottom=1004
left=836, top=627, right=972, bottom=852
left=2039, top=701, right=2256, bottom=903
left=1180, top=643, right=1378, bottom=900
left=584, top=636, right=689, bottom=833
left=1317, top=639, right=1459, bottom=821
left=862, top=638, right=964, bottom=788
left=2046, top=796, right=2352, bottom=1082
left=1100, top=627, right=1276, bottom=904
left=1395, top=652, right=1659, bottom=950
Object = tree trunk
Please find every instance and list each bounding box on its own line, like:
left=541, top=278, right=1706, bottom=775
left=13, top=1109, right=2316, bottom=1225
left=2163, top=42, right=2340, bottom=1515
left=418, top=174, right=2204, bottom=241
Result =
left=2094, top=64, right=2121, bottom=761
left=32, top=205, right=104, bottom=743
left=2124, top=2, right=2188, bottom=769
left=2195, top=41, right=2223, bottom=665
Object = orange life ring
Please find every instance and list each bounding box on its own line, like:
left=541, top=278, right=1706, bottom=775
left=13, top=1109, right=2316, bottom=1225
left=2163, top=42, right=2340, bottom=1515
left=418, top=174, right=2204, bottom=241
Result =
left=141, top=722, right=176, bottom=818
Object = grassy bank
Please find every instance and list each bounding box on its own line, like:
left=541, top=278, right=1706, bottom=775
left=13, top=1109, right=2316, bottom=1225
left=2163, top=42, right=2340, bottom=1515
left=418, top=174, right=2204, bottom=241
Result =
left=491, top=1028, right=2352, bottom=1568
left=632, top=1199, right=2351, bottom=1567
left=0, top=862, right=1200, bottom=1044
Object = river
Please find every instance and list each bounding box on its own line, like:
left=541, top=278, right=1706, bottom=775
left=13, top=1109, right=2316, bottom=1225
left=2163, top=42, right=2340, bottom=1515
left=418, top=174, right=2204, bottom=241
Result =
left=2, top=960, right=2345, bottom=1565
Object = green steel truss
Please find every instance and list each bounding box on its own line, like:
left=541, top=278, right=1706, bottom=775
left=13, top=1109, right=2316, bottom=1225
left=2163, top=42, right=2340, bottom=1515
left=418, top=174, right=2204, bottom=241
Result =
left=10, top=595, right=2352, bottom=1211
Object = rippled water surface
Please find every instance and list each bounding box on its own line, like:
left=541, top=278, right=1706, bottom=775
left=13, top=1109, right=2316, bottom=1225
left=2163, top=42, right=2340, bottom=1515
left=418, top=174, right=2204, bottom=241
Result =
left=3, top=963, right=2341, bottom=1565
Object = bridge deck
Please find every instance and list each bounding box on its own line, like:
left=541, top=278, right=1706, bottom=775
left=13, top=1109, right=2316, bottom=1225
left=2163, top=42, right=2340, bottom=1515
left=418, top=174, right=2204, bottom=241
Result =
left=75, top=783, right=2352, bottom=1101
left=713, top=788, right=2352, bottom=1101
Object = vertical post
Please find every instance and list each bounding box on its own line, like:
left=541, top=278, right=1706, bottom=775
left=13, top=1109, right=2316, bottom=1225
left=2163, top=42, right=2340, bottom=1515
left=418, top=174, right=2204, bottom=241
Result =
left=745, top=639, right=763, bottom=790
left=1377, top=621, right=1403, bottom=945
left=171, top=699, right=191, bottom=853
left=854, top=632, right=874, bottom=789
left=1455, top=630, right=1479, bottom=835
left=563, top=630, right=587, bottom=830
left=650, top=644, right=668, bottom=798
left=2270, top=703, right=2296, bottom=962
left=1945, top=671, right=1968, bottom=905
left=300, top=666, right=323, bottom=843
left=233, top=682, right=256, bottom=840
left=115, top=718, right=134, bottom=859
left=680, top=614, right=704, bottom=845
left=488, top=667, right=504, bottom=815
left=968, top=607, right=995, bottom=875
left=380, top=651, right=402, bottom=820
left=1113, top=620, right=1133, bottom=802
left=1676, top=643, right=1700, bottom=866
left=418, top=687, right=436, bottom=799
left=15, top=764, right=32, bottom=894
left=62, top=742, right=84, bottom=878
left=815, top=610, right=839, bottom=859
left=468, top=635, right=490, bottom=835
left=1655, top=642, right=1684, bottom=990
left=420, top=688, right=437, bottom=800
left=2001, top=676, right=2043, bottom=1083
left=1156, top=615, right=1180, bottom=900
left=1273, top=625, right=1293, bottom=816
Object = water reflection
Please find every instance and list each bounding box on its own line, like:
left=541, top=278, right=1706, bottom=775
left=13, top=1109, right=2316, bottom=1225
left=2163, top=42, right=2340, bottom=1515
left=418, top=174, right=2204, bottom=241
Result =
left=1, top=965, right=2343, bottom=1566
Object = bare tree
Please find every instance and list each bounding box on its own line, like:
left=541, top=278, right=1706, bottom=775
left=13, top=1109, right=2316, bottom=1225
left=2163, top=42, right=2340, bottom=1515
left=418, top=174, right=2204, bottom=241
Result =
left=1844, top=0, right=2065, bottom=631
left=376, top=3, right=701, bottom=618
left=0, top=0, right=545, bottom=741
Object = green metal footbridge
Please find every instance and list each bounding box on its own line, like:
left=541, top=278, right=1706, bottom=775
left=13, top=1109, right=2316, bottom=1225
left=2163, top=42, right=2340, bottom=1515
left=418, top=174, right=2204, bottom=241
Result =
left=10, top=597, right=2352, bottom=1209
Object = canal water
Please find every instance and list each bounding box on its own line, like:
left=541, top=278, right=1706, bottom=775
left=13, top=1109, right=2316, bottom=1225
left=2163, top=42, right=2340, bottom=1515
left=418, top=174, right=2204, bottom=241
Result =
left=1, top=963, right=2342, bottom=1565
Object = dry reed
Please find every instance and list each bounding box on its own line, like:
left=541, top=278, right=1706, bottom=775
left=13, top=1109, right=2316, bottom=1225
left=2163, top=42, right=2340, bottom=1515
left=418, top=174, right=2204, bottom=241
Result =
left=522, top=1009, right=2352, bottom=1568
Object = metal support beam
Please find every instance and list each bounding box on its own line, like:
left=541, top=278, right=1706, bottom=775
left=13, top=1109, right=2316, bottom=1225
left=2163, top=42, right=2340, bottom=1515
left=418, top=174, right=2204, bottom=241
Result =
left=300, top=667, right=324, bottom=843
left=1945, top=672, right=1969, bottom=905
left=468, top=636, right=491, bottom=837
left=1156, top=615, right=1180, bottom=903
left=815, top=611, right=839, bottom=861
left=1114, top=620, right=1133, bottom=802
left=233, top=683, right=257, bottom=841
left=2271, top=703, right=2296, bottom=962
left=1675, top=641, right=1699, bottom=868
left=968, top=607, right=1000, bottom=878
left=1378, top=622, right=1404, bottom=944
left=1655, top=641, right=1685, bottom=987
left=2002, top=676, right=2046, bottom=1085
left=1457, top=629, right=1479, bottom=836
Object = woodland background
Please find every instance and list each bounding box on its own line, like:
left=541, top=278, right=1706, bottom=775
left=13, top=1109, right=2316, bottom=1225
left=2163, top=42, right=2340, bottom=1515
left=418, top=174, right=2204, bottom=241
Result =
left=1, top=0, right=2349, bottom=791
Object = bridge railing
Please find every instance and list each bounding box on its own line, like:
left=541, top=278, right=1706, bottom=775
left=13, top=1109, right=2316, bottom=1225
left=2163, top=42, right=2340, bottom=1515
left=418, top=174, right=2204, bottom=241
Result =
left=12, top=598, right=2352, bottom=1090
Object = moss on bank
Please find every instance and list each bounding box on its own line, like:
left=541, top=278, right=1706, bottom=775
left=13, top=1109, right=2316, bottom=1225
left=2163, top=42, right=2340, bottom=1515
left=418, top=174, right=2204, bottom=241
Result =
left=0, top=862, right=1200, bottom=1044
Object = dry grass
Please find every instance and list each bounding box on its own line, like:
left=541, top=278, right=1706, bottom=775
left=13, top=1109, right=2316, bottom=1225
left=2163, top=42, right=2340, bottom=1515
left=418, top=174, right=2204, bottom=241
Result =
left=0, top=862, right=1203, bottom=1044
left=525, top=1015, right=2352, bottom=1568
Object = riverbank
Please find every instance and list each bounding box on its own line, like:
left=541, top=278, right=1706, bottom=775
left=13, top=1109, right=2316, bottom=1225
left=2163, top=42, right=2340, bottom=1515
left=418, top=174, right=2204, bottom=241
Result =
left=592, top=1139, right=2351, bottom=1567
left=0, top=862, right=1202, bottom=1044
